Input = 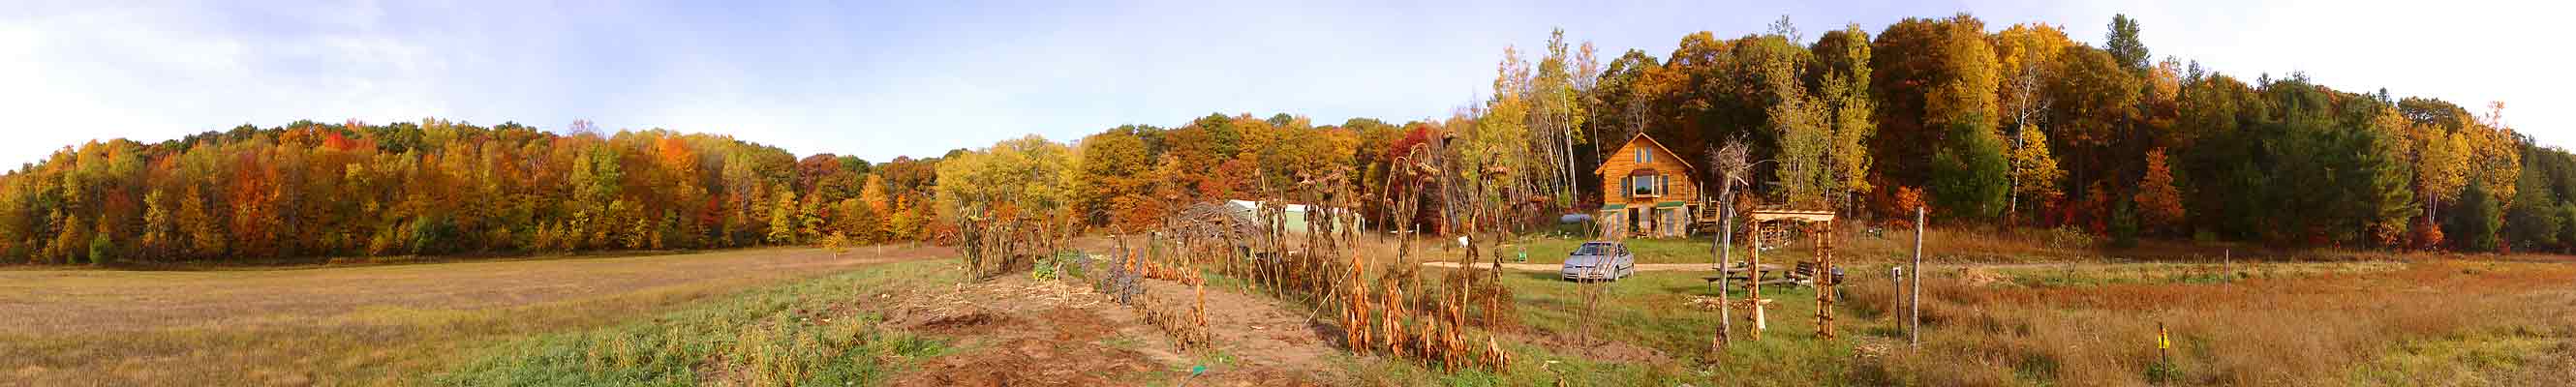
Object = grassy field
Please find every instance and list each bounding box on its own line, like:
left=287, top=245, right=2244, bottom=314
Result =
left=1507, top=223, right=2514, bottom=266
left=4, top=232, right=2571, bottom=386
left=1225, top=231, right=2576, bottom=386
left=1387, top=269, right=1864, bottom=386
left=1856, top=259, right=2576, bottom=386
left=434, top=259, right=960, bottom=386
left=1329, top=257, right=2576, bottom=386
left=1506, top=225, right=2110, bottom=266
left=0, top=246, right=946, bottom=385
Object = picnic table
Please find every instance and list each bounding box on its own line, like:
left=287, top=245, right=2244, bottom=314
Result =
left=1702, top=263, right=1779, bottom=282
left=1702, top=261, right=1818, bottom=286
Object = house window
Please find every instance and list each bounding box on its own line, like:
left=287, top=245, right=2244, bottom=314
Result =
left=1636, top=148, right=1648, bottom=164
left=1628, top=174, right=1665, bottom=196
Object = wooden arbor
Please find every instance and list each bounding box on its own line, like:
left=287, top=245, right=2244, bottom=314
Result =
left=1744, top=209, right=1839, bottom=340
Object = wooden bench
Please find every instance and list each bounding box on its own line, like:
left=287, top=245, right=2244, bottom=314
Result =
left=1780, top=261, right=1819, bottom=285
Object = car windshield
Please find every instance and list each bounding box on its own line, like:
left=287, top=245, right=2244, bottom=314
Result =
left=1573, top=243, right=1611, bottom=255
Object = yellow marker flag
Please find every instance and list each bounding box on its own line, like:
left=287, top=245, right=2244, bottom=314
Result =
left=2158, top=326, right=2171, bottom=349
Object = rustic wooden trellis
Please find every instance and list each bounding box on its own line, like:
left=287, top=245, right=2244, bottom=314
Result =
left=1744, top=209, right=1838, bottom=340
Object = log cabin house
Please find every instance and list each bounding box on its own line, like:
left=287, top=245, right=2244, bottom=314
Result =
left=1595, top=134, right=1710, bottom=239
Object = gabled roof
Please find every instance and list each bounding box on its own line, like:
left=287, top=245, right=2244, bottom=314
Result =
left=1594, top=133, right=1700, bottom=177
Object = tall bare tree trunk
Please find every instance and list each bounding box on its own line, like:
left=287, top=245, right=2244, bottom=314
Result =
left=1714, top=178, right=1733, bottom=350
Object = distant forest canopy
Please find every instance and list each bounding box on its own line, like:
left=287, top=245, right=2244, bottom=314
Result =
left=0, top=119, right=950, bottom=264
left=7, top=13, right=2574, bottom=265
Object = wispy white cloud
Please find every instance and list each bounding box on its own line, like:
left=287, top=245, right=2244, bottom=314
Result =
left=0, top=0, right=2564, bottom=167
left=0, top=1, right=458, bottom=164
left=1966, top=0, right=2569, bottom=145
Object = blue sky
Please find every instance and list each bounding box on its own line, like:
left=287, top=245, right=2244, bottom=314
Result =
left=2, top=0, right=2564, bottom=165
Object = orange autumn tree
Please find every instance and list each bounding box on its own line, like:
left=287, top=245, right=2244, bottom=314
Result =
left=2133, top=148, right=2185, bottom=233
left=1074, top=126, right=1159, bottom=231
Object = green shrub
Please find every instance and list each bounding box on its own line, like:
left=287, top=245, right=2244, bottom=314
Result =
left=1929, top=116, right=2010, bottom=221
left=410, top=215, right=459, bottom=255
left=2446, top=183, right=2500, bottom=252
left=86, top=233, right=113, bottom=266
left=2144, top=359, right=2184, bottom=384
left=2109, top=198, right=2139, bottom=249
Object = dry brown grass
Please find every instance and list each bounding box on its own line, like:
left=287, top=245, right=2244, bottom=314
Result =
left=1280, top=228, right=2576, bottom=386
left=1847, top=259, right=2576, bottom=386
left=0, top=246, right=948, bottom=386
left=1789, top=223, right=2552, bottom=265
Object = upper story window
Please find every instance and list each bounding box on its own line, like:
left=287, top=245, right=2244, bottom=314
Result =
left=1636, top=148, right=1648, bottom=164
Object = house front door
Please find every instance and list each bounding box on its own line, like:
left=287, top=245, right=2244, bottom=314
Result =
left=1651, top=208, right=1667, bottom=237
left=1650, top=208, right=1670, bottom=237
left=1626, top=207, right=1640, bottom=236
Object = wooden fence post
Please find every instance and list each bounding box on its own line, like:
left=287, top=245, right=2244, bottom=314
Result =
left=1890, top=266, right=1903, bottom=323
left=1749, top=219, right=1764, bottom=338
left=1910, top=206, right=1923, bottom=347
left=1815, top=222, right=1835, bottom=340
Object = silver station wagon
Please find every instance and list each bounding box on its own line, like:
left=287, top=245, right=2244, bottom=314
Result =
left=1559, top=241, right=1636, bottom=282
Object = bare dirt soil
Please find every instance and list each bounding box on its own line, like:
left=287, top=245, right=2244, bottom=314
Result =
left=1132, top=274, right=1346, bottom=372
left=882, top=274, right=1344, bottom=386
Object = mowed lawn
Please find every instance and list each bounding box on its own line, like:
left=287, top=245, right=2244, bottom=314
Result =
left=0, top=245, right=946, bottom=386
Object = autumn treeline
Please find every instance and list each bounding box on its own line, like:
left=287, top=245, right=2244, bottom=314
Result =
left=947, top=14, right=2576, bottom=256
left=0, top=120, right=947, bottom=264
left=12, top=13, right=2576, bottom=265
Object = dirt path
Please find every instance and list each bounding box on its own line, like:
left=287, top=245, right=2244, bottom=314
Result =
left=1130, top=275, right=1343, bottom=374
left=884, top=278, right=1171, bottom=386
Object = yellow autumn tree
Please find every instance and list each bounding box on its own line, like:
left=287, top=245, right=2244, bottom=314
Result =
left=1761, top=32, right=1833, bottom=207
left=1992, top=22, right=2071, bottom=131
left=1822, top=23, right=1878, bottom=210
left=2417, top=130, right=2470, bottom=215
left=1928, top=14, right=2000, bottom=131
left=2464, top=104, right=2521, bottom=208
left=1531, top=28, right=1592, bottom=203
left=859, top=174, right=891, bottom=216
left=1466, top=45, right=1534, bottom=182
left=2008, top=123, right=2066, bottom=220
